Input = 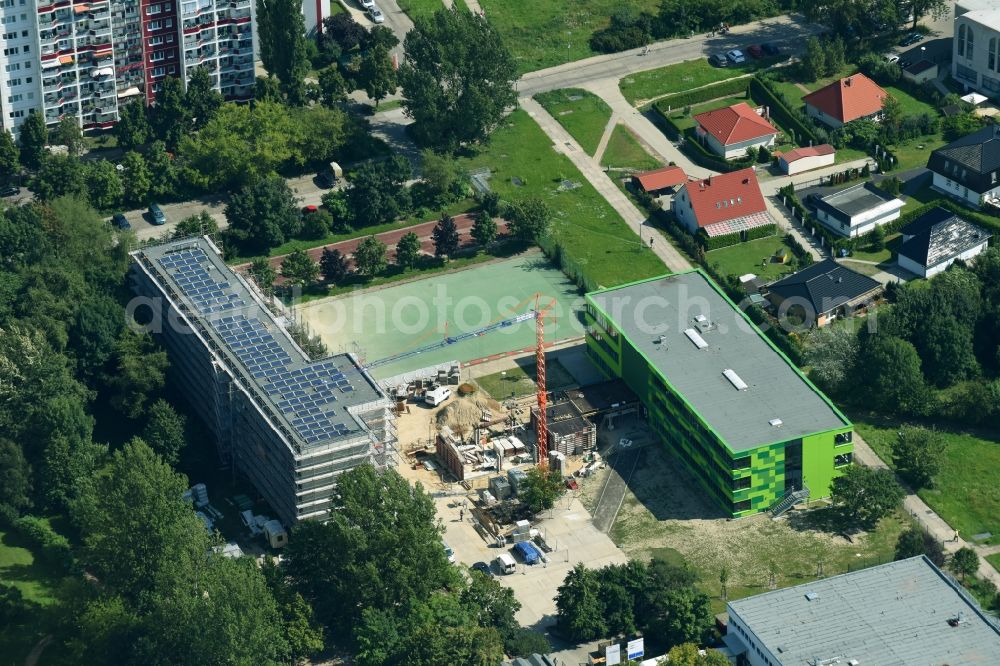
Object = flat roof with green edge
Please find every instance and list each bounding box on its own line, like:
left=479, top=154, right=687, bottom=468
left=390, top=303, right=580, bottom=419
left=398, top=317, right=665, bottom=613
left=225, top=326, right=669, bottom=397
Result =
left=587, top=270, right=849, bottom=453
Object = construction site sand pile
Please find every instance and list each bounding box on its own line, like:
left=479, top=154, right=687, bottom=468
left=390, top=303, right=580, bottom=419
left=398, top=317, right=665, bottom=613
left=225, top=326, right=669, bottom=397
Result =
left=436, top=394, right=503, bottom=435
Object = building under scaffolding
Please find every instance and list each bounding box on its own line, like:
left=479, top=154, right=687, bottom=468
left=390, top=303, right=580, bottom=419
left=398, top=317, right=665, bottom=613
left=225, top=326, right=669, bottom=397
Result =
left=129, top=236, right=396, bottom=525
left=530, top=400, right=597, bottom=456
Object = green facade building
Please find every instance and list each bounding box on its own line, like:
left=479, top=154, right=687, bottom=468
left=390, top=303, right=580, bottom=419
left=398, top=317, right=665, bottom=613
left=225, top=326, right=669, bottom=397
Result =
left=584, top=270, right=853, bottom=517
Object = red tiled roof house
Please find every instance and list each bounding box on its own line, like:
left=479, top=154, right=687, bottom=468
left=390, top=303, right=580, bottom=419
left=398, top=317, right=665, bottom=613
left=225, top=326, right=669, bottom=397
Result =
left=693, top=102, right=779, bottom=159
left=632, top=165, right=687, bottom=195
left=803, top=73, right=887, bottom=129
left=671, top=168, right=774, bottom=239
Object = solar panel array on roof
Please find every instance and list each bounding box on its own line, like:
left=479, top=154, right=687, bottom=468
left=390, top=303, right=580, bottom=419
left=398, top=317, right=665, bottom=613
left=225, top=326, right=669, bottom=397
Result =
left=160, top=246, right=361, bottom=447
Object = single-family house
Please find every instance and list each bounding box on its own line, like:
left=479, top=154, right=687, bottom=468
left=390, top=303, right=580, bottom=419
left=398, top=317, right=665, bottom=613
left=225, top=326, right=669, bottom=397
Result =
left=671, top=168, right=774, bottom=239
left=632, top=165, right=687, bottom=195
left=897, top=206, right=993, bottom=277
left=803, top=74, right=888, bottom=129
left=927, top=124, right=1000, bottom=208
left=812, top=182, right=905, bottom=237
left=693, top=103, right=779, bottom=159
left=766, top=259, right=882, bottom=327
left=776, top=144, right=836, bottom=175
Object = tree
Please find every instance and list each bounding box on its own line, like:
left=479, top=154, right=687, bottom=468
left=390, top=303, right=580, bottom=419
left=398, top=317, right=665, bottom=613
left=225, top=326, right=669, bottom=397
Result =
left=324, top=13, right=368, bottom=52
left=825, top=36, right=846, bottom=75
left=301, top=209, right=332, bottom=240
left=894, top=526, right=945, bottom=566
left=802, top=37, right=827, bottom=82
left=555, top=564, right=607, bottom=641
left=290, top=105, right=348, bottom=166
left=52, top=117, right=84, bottom=156
left=70, top=293, right=125, bottom=377
left=520, top=466, right=564, bottom=514
left=85, top=160, right=125, bottom=211
left=719, top=566, right=729, bottom=601
left=152, top=76, right=190, bottom=150
left=418, top=149, right=460, bottom=207
left=470, top=208, right=497, bottom=249
left=184, top=66, right=224, bottom=129
left=868, top=223, right=886, bottom=251
left=804, top=325, right=858, bottom=395
left=320, top=247, right=351, bottom=284
left=283, top=466, right=460, bottom=643
left=431, top=214, right=460, bottom=258
left=248, top=257, right=278, bottom=294
left=120, top=151, right=151, bottom=207
left=0, top=127, right=20, bottom=181
left=30, top=154, right=87, bottom=201
left=257, top=0, right=310, bottom=105
left=253, top=74, right=284, bottom=103
left=281, top=249, right=320, bottom=287
left=317, top=65, right=349, bottom=107
left=854, top=335, right=928, bottom=415
left=950, top=547, right=979, bottom=581
left=395, top=231, right=422, bottom=268
left=0, top=438, right=31, bottom=516
left=460, top=570, right=521, bottom=648
left=503, top=628, right=551, bottom=659
left=830, top=465, right=904, bottom=530
left=18, top=111, right=48, bottom=171
left=881, top=94, right=903, bottom=140
left=353, top=236, right=388, bottom=277
left=224, top=174, right=302, bottom=253
left=105, top=331, right=169, bottom=420
left=142, top=399, right=187, bottom=466
left=262, top=559, right=325, bottom=662
left=171, top=211, right=219, bottom=239
left=892, top=426, right=945, bottom=489
left=505, top=198, right=551, bottom=242
left=115, top=100, right=152, bottom=151
left=909, top=0, right=950, bottom=29
left=145, top=141, right=177, bottom=198
left=400, top=8, right=518, bottom=150
left=359, top=43, right=397, bottom=107
left=346, top=157, right=411, bottom=227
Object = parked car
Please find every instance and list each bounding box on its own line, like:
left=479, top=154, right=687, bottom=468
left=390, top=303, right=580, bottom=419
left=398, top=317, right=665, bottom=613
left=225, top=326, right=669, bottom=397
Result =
left=746, top=44, right=763, bottom=59
left=709, top=53, right=728, bottom=67
left=368, top=5, right=384, bottom=23
left=884, top=53, right=900, bottom=63
left=148, top=202, right=166, bottom=225
left=111, top=213, right=131, bottom=230
left=359, top=0, right=374, bottom=8
left=471, top=561, right=493, bottom=577
left=900, top=32, right=923, bottom=46
left=443, top=542, right=455, bottom=564
left=301, top=204, right=319, bottom=215
left=726, top=49, right=746, bottom=64
left=316, top=171, right=336, bottom=189
left=0, top=185, right=19, bottom=197
left=761, top=43, right=781, bottom=56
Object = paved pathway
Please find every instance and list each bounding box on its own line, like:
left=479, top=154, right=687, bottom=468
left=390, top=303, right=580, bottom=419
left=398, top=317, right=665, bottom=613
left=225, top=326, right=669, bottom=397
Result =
left=592, top=112, right=620, bottom=164
left=518, top=97, right=692, bottom=273
left=852, top=433, right=1000, bottom=589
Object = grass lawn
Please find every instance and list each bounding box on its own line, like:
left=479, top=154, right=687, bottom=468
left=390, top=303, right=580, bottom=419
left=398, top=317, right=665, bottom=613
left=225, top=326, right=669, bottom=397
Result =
left=856, top=421, right=1000, bottom=546
left=890, top=135, right=948, bottom=171
left=704, top=235, right=800, bottom=281
left=329, top=0, right=345, bottom=15
left=620, top=59, right=766, bottom=106
left=848, top=232, right=900, bottom=263
left=988, top=553, right=1000, bottom=572
left=661, top=95, right=751, bottom=131
left=534, top=88, right=613, bottom=157
left=455, top=109, right=666, bottom=288
left=474, top=358, right=575, bottom=399
left=600, top=125, right=661, bottom=170
left=883, top=85, right=937, bottom=117
left=395, top=0, right=442, bottom=20
left=477, top=0, right=660, bottom=74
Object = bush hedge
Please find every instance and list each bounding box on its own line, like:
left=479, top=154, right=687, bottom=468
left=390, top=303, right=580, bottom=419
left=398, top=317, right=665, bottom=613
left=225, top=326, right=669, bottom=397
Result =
left=746, top=223, right=777, bottom=241
left=653, top=77, right=751, bottom=112
left=13, top=515, right=74, bottom=572
left=750, top=76, right=820, bottom=146
left=700, top=230, right=742, bottom=250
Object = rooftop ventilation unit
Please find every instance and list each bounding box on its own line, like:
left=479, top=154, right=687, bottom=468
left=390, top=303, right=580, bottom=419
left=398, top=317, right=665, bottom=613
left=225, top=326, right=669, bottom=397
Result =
left=723, top=368, right=748, bottom=391
left=769, top=418, right=783, bottom=427
left=684, top=328, right=708, bottom=349
left=804, top=591, right=819, bottom=601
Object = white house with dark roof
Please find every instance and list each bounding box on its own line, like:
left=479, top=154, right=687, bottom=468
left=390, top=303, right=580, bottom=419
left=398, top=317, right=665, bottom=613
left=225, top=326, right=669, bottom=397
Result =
left=811, top=182, right=905, bottom=237
left=897, top=206, right=993, bottom=277
left=927, top=125, right=1000, bottom=207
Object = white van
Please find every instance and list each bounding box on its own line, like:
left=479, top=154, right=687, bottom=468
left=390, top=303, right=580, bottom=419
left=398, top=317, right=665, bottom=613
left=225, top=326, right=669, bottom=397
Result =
left=495, top=552, right=517, bottom=575
left=424, top=385, right=452, bottom=407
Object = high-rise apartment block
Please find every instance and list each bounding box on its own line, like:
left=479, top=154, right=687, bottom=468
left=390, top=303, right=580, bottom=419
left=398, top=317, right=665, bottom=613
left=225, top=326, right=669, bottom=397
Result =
left=1, top=0, right=255, bottom=136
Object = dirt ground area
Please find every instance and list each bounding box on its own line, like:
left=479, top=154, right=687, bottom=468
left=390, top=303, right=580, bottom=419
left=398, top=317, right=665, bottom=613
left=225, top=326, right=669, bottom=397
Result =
left=579, top=420, right=907, bottom=609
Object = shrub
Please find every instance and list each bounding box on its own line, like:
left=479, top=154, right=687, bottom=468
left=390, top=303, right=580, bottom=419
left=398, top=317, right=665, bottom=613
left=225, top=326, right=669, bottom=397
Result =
left=653, top=77, right=750, bottom=111
left=750, top=76, right=819, bottom=146
left=457, top=382, right=477, bottom=397
left=13, top=516, right=74, bottom=571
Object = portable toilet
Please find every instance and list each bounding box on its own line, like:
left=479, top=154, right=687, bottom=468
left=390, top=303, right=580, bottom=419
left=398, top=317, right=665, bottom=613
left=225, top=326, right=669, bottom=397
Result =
left=263, top=520, right=288, bottom=549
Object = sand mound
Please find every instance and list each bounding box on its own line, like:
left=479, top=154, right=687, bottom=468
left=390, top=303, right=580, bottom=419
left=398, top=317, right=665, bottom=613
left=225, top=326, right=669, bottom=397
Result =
left=436, top=394, right=503, bottom=436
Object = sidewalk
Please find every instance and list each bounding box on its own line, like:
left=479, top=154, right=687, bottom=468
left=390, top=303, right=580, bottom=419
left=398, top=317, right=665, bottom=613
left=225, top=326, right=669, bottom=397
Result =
left=852, top=434, right=1000, bottom=589
left=519, top=96, right=692, bottom=274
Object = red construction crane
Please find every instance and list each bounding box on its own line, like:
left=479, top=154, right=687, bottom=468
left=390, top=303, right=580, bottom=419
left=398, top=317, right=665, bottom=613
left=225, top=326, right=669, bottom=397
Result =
left=534, top=295, right=557, bottom=469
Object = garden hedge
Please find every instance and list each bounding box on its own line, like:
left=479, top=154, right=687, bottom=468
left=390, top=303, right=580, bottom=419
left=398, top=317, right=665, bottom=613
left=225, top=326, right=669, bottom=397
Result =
left=652, top=77, right=751, bottom=113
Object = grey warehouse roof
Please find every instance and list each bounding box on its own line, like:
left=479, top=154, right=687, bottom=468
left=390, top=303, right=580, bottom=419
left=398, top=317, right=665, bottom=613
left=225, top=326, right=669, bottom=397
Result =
left=727, top=556, right=1000, bottom=665
left=588, top=271, right=848, bottom=452
left=813, top=181, right=903, bottom=224
left=899, top=206, right=993, bottom=268
left=133, top=237, right=385, bottom=451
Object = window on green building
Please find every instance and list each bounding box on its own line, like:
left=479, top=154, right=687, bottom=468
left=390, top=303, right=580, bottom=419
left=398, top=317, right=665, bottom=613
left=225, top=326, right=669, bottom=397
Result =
left=834, top=452, right=853, bottom=467
left=835, top=432, right=853, bottom=446
left=733, top=476, right=751, bottom=490
left=732, top=456, right=751, bottom=470
left=734, top=499, right=751, bottom=512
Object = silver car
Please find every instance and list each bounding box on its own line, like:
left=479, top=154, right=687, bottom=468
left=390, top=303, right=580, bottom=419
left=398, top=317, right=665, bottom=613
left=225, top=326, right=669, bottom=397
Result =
left=368, top=4, right=384, bottom=23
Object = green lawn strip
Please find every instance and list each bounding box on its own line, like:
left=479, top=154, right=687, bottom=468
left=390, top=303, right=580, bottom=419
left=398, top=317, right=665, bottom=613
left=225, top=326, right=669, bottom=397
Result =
left=478, top=0, right=660, bottom=74
left=889, top=135, right=947, bottom=171
left=534, top=89, right=613, bottom=157
left=704, top=235, right=800, bottom=281
left=856, top=421, right=1000, bottom=546
left=600, top=125, right=662, bottom=170
left=456, top=109, right=666, bottom=288
left=620, top=59, right=775, bottom=106
left=883, top=85, right=937, bottom=117
left=395, top=0, right=443, bottom=20
left=329, top=0, right=345, bottom=16
left=661, top=95, right=751, bottom=132
left=987, top=553, right=1000, bottom=572
left=848, top=233, right=899, bottom=264
left=474, top=359, right=575, bottom=400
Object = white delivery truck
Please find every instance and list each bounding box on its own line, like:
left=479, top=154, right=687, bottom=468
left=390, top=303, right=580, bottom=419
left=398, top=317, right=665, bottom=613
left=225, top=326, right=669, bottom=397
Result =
left=494, top=552, right=517, bottom=575
left=424, top=385, right=452, bottom=407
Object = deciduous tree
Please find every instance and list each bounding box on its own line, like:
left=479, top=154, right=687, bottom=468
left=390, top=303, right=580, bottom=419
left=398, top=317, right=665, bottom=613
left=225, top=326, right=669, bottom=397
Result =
left=18, top=110, right=48, bottom=171
left=85, top=160, right=125, bottom=211
left=470, top=208, right=498, bottom=249
left=432, top=214, right=460, bottom=258
left=142, top=399, right=187, bottom=465
left=115, top=100, right=152, bottom=151
left=892, top=426, right=945, bottom=489
left=248, top=257, right=278, bottom=294
left=152, top=76, right=190, bottom=150
left=894, top=526, right=945, bottom=566
left=519, top=466, right=564, bottom=514
left=400, top=8, right=517, bottom=150
left=224, top=174, right=302, bottom=253
left=395, top=231, right=421, bottom=268
left=831, top=465, right=904, bottom=529
left=121, top=151, right=151, bottom=206
left=950, top=547, right=979, bottom=581
left=505, top=198, right=551, bottom=242
left=359, top=43, right=397, bottom=107
left=320, top=247, right=351, bottom=283
left=52, top=117, right=84, bottom=156
left=184, top=66, right=224, bottom=129
left=353, top=236, right=387, bottom=276
left=281, top=249, right=320, bottom=287
left=854, top=334, right=928, bottom=415
left=0, top=127, right=20, bottom=180
left=104, top=331, right=169, bottom=420
left=556, top=564, right=607, bottom=641
left=256, top=0, right=309, bottom=105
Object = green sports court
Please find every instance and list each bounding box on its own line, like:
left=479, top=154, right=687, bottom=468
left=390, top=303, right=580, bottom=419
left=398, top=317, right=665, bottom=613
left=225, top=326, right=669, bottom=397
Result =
left=296, top=254, right=584, bottom=379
